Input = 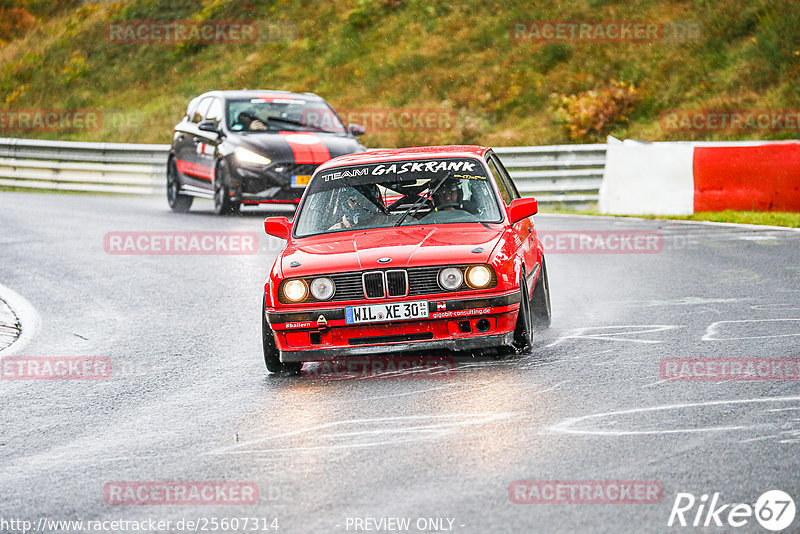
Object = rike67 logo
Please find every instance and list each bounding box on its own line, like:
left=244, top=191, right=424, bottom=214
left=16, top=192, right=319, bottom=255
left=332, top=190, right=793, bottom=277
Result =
left=668, top=490, right=795, bottom=531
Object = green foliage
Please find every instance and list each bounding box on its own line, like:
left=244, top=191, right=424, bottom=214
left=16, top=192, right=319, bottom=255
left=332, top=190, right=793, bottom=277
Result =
left=536, top=44, right=572, bottom=73
left=553, top=81, right=641, bottom=141
left=0, top=0, right=798, bottom=146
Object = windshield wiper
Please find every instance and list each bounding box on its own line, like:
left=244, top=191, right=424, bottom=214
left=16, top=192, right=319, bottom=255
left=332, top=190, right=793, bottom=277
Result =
left=393, top=173, right=451, bottom=227
left=265, top=116, right=332, bottom=133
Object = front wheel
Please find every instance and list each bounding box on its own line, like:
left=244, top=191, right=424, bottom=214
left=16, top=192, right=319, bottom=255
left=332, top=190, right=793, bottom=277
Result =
left=167, top=158, right=193, bottom=212
left=512, top=272, right=534, bottom=352
left=214, top=161, right=241, bottom=216
left=531, top=256, right=552, bottom=327
left=262, top=296, right=301, bottom=375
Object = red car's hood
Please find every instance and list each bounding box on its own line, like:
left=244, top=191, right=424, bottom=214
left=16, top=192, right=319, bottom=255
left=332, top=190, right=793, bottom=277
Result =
left=280, top=224, right=504, bottom=276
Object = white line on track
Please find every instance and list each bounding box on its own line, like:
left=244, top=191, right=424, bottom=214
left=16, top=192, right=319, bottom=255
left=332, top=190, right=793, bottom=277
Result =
left=206, top=412, right=518, bottom=455
left=548, top=396, right=800, bottom=436
left=546, top=324, right=682, bottom=347
left=702, top=318, right=800, bottom=341
left=0, top=282, right=39, bottom=356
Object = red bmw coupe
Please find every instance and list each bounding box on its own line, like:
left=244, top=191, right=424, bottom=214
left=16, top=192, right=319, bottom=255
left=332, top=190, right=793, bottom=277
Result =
left=261, top=145, right=551, bottom=373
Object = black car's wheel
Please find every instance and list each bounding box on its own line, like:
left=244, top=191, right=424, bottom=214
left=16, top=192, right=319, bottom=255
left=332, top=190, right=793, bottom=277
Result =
left=531, top=255, right=552, bottom=328
left=167, top=157, right=193, bottom=212
left=214, top=161, right=241, bottom=216
left=262, top=296, right=301, bottom=375
left=512, top=272, right=534, bottom=353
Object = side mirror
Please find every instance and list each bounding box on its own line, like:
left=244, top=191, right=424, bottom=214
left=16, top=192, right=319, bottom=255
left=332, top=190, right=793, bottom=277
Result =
left=198, top=120, right=220, bottom=134
left=348, top=123, right=366, bottom=136
left=508, top=198, right=538, bottom=224
left=264, top=217, right=292, bottom=240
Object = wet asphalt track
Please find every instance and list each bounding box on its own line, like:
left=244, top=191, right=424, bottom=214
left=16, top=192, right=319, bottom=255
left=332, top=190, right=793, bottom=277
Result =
left=0, top=191, right=799, bottom=533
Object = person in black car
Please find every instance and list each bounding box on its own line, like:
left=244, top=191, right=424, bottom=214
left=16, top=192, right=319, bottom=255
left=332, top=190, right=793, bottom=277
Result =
left=235, top=111, right=267, bottom=131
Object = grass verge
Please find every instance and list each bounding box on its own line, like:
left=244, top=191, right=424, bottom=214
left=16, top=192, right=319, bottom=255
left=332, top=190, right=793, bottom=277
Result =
left=540, top=204, right=800, bottom=228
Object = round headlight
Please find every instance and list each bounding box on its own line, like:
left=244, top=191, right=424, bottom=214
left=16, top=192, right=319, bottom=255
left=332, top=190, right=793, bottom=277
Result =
left=310, top=277, right=335, bottom=300
left=466, top=265, right=492, bottom=288
left=438, top=267, right=464, bottom=291
left=282, top=279, right=308, bottom=303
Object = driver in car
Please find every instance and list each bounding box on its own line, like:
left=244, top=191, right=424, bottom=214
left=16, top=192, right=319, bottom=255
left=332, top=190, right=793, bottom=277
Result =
left=432, top=178, right=462, bottom=211
left=328, top=186, right=383, bottom=230
left=236, top=111, right=268, bottom=131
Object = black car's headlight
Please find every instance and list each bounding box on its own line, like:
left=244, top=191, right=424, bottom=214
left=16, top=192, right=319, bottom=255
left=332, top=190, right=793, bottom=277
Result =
left=235, top=147, right=272, bottom=165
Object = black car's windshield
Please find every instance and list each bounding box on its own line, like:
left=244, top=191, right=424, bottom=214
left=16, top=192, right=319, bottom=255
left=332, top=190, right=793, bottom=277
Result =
left=226, top=97, right=346, bottom=134
left=294, top=157, right=503, bottom=237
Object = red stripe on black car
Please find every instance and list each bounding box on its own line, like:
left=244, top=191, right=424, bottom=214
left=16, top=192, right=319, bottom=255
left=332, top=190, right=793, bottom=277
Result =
left=278, top=132, right=331, bottom=164
left=176, top=159, right=214, bottom=181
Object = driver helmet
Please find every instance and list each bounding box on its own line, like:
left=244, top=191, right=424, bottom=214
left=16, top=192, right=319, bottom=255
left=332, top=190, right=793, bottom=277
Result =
left=432, top=178, right=462, bottom=207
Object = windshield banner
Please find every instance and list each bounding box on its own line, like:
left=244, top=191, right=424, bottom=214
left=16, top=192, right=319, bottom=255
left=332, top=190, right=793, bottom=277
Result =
left=313, top=158, right=487, bottom=192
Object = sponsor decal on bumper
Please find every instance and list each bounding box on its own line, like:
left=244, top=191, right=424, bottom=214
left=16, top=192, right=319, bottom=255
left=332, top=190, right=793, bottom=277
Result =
left=266, top=292, right=521, bottom=328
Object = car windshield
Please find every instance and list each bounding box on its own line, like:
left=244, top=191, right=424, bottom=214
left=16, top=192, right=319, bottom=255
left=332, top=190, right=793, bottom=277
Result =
left=226, top=97, right=346, bottom=134
left=294, top=157, right=503, bottom=237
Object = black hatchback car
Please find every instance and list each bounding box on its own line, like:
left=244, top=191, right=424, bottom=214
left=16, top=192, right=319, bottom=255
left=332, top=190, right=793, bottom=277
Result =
left=167, top=90, right=366, bottom=214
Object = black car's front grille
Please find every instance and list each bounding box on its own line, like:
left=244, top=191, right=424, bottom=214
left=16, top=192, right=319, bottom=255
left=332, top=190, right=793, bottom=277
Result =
left=241, top=162, right=319, bottom=192
left=265, top=162, right=319, bottom=178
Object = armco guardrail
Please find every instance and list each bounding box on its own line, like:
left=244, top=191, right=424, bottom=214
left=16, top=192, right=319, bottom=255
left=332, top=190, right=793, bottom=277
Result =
left=494, top=144, right=605, bottom=205
left=0, top=137, right=170, bottom=195
left=0, top=137, right=605, bottom=204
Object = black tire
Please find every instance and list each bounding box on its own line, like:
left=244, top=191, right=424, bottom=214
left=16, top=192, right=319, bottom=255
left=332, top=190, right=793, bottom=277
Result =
left=512, top=273, right=533, bottom=353
left=531, top=255, right=552, bottom=328
left=262, top=296, right=301, bottom=375
left=214, top=161, right=240, bottom=216
left=167, top=157, right=193, bottom=212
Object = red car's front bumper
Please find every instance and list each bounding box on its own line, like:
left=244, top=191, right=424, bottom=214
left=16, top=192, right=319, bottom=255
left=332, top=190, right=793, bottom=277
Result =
left=266, top=291, right=521, bottom=362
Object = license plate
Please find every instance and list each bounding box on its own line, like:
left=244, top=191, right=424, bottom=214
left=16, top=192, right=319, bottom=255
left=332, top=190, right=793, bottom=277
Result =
left=291, top=174, right=311, bottom=187
left=345, top=300, right=429, bottom=325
